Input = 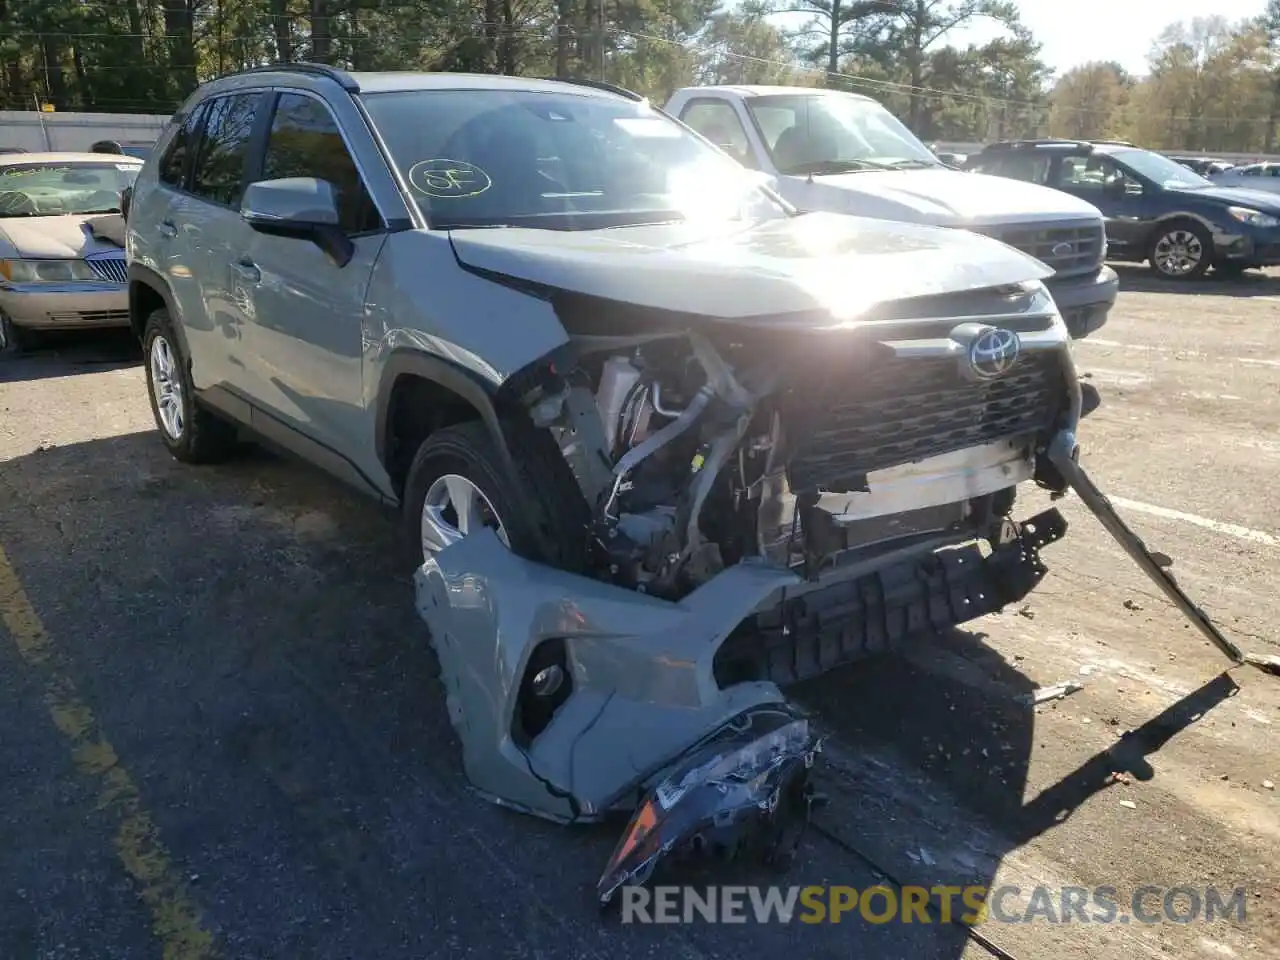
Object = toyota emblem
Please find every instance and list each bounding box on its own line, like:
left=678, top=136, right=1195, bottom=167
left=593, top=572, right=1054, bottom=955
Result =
left=966, top=327, right=1021, bottom=380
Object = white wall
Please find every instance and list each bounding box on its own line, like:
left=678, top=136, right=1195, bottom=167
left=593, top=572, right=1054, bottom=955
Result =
left=1, top=110, right=172, bottom=153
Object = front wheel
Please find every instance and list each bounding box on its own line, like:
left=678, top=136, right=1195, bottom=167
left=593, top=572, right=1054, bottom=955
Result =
left=402, top=419, right=590, bottom=571
left=0, top=313, right=31, bottom=356
left=1148, top=222, right=1212, bottom=280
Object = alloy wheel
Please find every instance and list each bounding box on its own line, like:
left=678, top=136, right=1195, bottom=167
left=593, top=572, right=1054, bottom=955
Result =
left=421, top=473, right=510, bottom=558
left=1153, top=230, right=1203, bottom=277
left=149, top=334, right=185, bottom=440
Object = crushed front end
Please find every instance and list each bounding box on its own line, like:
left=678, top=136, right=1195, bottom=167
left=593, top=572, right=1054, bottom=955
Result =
left=415, top=276, right=1081, bottom=893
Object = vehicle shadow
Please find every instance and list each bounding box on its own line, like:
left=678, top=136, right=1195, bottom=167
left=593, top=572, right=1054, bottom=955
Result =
left=0, top=329, right=141, bottom=383
left=1111, top=262, right=1280, bottom=297
left=0, top=430, right=1239, bottom=958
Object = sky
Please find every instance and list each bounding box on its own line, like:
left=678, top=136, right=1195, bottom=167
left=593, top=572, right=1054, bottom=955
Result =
left=948, top=0, right=1269, bottom=78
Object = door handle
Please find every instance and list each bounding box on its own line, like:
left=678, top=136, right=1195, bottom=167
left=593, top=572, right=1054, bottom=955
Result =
left=157, top=219, right=177, bottom=238
left=232, top=259, right=260, bottom=283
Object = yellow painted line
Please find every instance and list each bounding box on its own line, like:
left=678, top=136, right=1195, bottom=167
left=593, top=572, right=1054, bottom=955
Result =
left=0, top=544, right=219, bottom=960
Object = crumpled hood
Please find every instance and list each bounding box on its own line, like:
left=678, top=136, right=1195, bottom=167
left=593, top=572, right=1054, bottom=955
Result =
left=0, top=215, right=124, bottom=259
left=1170, top=184, right=1280, bottom=211
left=776, top=169, right=1103, bottom=227
left=448, top=212, right=1052, bottom=321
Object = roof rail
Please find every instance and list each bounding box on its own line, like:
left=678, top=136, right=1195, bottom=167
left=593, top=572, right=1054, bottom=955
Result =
left=231, top=62, right=360, bottom=92
left=535, top=76, right=645, bottom=101
left=984, top=138, right=1091, bottom=151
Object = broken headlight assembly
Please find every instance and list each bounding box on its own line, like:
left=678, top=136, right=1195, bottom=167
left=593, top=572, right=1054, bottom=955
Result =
left=597, top=705, right=823, bottom=906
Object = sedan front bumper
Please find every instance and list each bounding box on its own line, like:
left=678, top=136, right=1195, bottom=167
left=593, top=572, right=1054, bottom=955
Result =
left=0, top=282, right=130, bottom=330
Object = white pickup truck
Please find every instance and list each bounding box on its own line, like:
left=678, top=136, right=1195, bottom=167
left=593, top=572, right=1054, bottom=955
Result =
left=663, top=85, right=1118, bottom=339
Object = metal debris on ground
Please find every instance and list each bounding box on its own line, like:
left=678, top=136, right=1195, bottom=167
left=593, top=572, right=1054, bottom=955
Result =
left=1020, top=681, right=1084, bottom=705
left=1243, top=652, right=1280, bottom=677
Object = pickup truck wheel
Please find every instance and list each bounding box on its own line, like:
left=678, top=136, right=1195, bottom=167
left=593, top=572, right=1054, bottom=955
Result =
left=143, top=309, right=239, bottom=463
left=1148, top=222, right=1211, bottom=279
left=404, top=419, right=590, bottom=572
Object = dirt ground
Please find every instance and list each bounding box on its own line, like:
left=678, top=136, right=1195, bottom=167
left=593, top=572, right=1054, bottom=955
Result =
left=1, top=265, right=1277, bottom=960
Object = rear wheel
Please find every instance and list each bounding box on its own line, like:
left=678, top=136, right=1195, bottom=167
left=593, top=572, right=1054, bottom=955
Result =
left=1148, top=222, right=1211, bottom=280
left=142, top=308, right=239, bottom=463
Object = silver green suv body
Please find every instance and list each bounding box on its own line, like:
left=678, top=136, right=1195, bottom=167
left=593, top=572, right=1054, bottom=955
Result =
left=127, top=65, right=1093, bottom=873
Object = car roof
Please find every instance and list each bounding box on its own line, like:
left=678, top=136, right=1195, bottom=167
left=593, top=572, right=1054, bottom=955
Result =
left=200, top=67, right=645, bottom=102
left=349, top=71, right=632, bottom=97
left=679, top=84, right=873, bottom=102
left=0, top=152, right=144, bottom=166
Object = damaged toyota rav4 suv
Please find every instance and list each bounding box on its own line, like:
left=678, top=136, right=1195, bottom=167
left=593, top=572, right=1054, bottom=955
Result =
left=133, top=65, right=1216, bottom=899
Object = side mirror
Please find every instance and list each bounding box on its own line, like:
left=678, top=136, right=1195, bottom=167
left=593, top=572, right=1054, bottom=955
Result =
left=119, top=185, right=133, bottom=222
left=240, top=177, right=353, bottom=267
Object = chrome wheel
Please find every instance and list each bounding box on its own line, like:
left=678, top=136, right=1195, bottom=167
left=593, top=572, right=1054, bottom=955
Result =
left=149, top=334, right=185, bottom=440
left=421, top=473, right=510, bottom=558
left=1152, top=230, right=1203, bottom=277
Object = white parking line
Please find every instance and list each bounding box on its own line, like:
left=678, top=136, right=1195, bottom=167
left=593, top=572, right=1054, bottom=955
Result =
left=1239, top=357, right=1280, bottom=368
left=1110, top=496, right=1279, bottom=548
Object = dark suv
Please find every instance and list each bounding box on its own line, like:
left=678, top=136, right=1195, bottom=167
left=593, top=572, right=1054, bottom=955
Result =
left=968, top=140, right=1280, bottom=279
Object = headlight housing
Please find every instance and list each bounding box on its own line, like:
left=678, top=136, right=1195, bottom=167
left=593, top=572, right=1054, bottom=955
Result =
left=0, top=258, right=100, bottom=283
left=1227, top=206, right=1280, bottom=228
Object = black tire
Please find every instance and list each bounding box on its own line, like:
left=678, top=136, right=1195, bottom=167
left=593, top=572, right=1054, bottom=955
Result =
left=403, top=418, right=591, bottom=571
left=0, top=313, right=30, bottom=356
left=1147, top=221, right=1212, bottom=280
left=142, top=308, right=238, bottom=463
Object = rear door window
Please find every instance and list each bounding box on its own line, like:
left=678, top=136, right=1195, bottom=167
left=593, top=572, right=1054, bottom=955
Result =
left=977, top=152, right=1052, bottom=184
left=158, top=105, right=207, bottom=189
left=189, top=92, right=262, bottom=208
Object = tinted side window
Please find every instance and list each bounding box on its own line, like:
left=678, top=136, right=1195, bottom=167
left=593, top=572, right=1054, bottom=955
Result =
left=261, top=92, right=380, bottom=233
left=1060, top=155, right=1122, bottom=191
left=680, top=100, right=755, bottom=168
left=979, top=153, right=1051, bottom=184
left=158, top=105, right=205, bottom=187
left=190, top=93, right=260, bottom=207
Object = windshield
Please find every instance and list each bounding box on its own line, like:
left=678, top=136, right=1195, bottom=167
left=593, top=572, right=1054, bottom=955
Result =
left=0, top=161, right=141, bottom=217
left=745, top=94, right=941, bottom=176
left=1113, top=149, right=1211, bottom=189
left=360, top=90, right=787, bottom=230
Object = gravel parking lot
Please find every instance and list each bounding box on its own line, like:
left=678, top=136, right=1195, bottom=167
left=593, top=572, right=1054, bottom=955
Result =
left=1, top=266, right=1278, bottom=960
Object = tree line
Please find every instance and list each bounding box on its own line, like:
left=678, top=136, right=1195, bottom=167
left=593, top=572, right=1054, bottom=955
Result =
left=1, top=0, right=1278, bottom=151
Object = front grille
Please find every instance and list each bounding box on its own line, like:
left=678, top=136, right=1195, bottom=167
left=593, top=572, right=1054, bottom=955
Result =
left=87, top=255, right=127, bottom=284
left=783, top=352, right=1065, bottom=494
left=975, top=223, right=1104, bottom=277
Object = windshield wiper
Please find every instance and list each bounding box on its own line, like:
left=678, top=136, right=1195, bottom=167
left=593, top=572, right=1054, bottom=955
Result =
left=885, top=159, right=940, bottom=169
left=780, top=158, right=895, bottom=176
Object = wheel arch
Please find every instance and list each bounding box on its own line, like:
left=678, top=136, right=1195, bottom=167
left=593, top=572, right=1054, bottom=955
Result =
left=1145, top=211, right=1217, bottom=251
left=128, top=264, right=190, bottom=360
left=375, top=349, right=516, bottom=502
